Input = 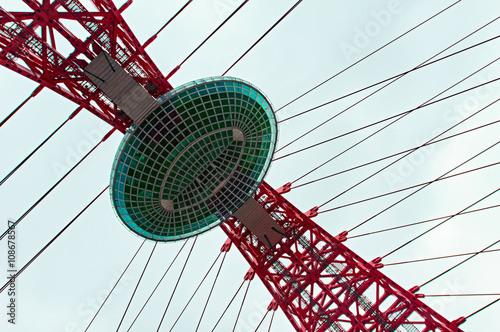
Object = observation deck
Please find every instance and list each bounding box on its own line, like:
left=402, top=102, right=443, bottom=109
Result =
left=110, top=77, right=277, bottom=241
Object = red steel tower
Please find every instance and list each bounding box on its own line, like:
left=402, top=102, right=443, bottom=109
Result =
left=0, top=1, right=467, bottom=331
left=222, top=181, right=466, bottom=331
left=0, top=0, right=173, bottom=132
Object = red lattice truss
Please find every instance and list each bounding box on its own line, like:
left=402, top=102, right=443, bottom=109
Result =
left=0, top=0, right=173, bottom=132
left=221, top=182, right=466, bottom=332
left=1, top=2, right=467, bottom=331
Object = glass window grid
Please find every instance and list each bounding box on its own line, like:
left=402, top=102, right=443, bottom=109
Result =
left=110, top=77, right=277, bottom=241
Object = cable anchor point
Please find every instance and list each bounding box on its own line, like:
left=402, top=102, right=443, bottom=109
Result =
left=277, top=182, right=292, bottom=194
left=244, top=268, right=255, bottom=280
left=370, top=257, right=384, bottom=269
left=220, top=238, right=232, bottom=252
left=336, top=231, right=348, bottom=242
left=305, top=206, right=319, bottom=218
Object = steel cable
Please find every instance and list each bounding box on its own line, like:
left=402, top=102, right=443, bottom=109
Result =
left=168, top=251, right=223, bottom=331
left=0, top=135, right=109, bottom=243
left=278, top=33, right=500, bottom=124
left=276, top=14, right=500, bottom=154
left=195, top=251, right=228, bottom=332
left=292, top=115, right=500, bottom=190
left=210, top=280, right=246, bottom=331
left=232, top=278, right=252, bottom=332
left=85, top=238, right=146, bottom=331
left=0, top=117, right=70, bottom=187
left=156, top=236, right=198, bottom=331
left=348, top=203, right=500, bottom=239
left=274, top=1, right=463, bottom=113
left=314, top=67, right=500, bottom=211
left=223, top=0, right=303, bottom=75
left=0, top=185, right=109, bottom=294
left=381, top=186, right=500, bottom=259
left=419, top=239, right=500, bottom=288
left=349, top=138, right=500, bottom=234
left=116, top=242, right=158, bottom=331
left=126, top=239, right=190, bottom=331
left=384, top=248, right=500, bottom=267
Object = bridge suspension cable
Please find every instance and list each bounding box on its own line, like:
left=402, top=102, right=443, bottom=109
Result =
left=348, top=203, right=500, bottom=239
left=274, top=1, right=463, bottom=113
left=126, top=239, right=190, bottom=331
left=0, top=185, right=109, bottom=294
left=223, top=0, right=303, bottom=75
left=277, top=32, right=500, bottom=125
left=306, top=61, right=500, bottom=209
left=275, top=82, right=500, bottom=166
left=116, top=242, right=158, bottom=331
left=276, top=14, right=500, bottom=154
left=156, top=237, right=198, bottom=331
left=0, top=130, right=114, bottom=243
left=381, top=187, right=500, bottom=259
left=85, top=238, right=147, bottom=331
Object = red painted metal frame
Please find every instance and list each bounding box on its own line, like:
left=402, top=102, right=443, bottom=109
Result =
left=1, top=3, right=468, bottom=330
left=221, top=181, right=466, bottom=332
left=0, top=0, right=172, bottom=132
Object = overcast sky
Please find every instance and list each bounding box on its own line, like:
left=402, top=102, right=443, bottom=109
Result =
left=1, top=0, right=500, bottom=331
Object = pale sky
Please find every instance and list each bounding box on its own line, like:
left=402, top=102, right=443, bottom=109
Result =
left=1, top=0, right=500, bottom=331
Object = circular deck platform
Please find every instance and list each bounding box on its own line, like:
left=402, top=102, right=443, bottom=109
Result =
left=110, top=77, right=277, bottom=241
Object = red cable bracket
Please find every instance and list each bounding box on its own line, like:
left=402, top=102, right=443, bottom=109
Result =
left=276, top=182, right=292, bottom=194
left=305, top=206, right=319, bottom=218
left=244, top=268, right=255, bottom=280
left=370, top=257, right=384, bottom=269
left=220, top=238, right=232, bottom=252
left=267, top=300, right=279, bottom=311
left=336, top=230, right=348, bottom=242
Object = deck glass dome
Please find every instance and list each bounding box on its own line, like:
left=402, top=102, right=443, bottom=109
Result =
left=110, top=77, right=277, bottom=241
